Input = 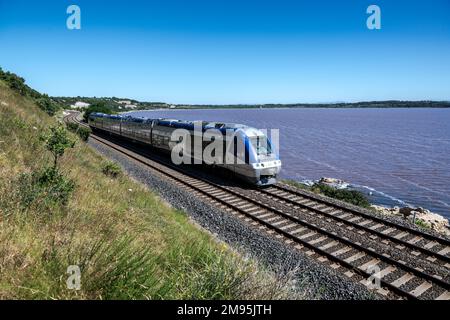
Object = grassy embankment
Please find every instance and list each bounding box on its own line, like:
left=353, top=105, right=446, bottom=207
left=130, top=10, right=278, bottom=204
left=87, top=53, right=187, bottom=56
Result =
left=0, top=79, right=300, bottom=300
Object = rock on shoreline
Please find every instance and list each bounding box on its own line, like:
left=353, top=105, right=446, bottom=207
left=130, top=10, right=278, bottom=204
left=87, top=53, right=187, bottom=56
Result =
left=318, top=177, right=349, bottom=189
left=371, top=205, right=450, bottom=236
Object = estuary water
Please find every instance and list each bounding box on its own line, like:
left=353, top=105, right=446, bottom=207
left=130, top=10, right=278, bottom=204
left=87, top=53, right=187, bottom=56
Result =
left=129, top=108, right=450, bottom=218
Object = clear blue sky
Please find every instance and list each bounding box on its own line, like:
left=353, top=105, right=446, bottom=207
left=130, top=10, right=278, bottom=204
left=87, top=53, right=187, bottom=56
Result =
left=1, top=0, right=449, bottom=104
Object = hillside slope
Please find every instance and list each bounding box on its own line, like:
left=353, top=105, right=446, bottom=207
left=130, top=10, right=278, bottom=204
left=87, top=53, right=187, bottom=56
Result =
left=0, top=79, right=298, bottom=299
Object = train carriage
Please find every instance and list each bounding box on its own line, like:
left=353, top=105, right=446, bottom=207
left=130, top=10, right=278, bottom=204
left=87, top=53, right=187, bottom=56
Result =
left=88, top=113, right=281, bottom=186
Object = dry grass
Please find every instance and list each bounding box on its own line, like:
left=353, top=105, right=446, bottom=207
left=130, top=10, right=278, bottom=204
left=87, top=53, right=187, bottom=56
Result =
left=0, top=80, right=303, bottom=300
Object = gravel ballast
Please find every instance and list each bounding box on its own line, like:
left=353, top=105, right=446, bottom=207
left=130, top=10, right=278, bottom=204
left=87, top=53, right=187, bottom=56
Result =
left=89, top=139, right=377, bottom=300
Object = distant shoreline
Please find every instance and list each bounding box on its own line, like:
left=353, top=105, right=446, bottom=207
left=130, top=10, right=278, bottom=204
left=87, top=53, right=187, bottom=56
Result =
left=136, top=105, right=450, bottom=110
left=159, top=101, right=450, bottom=110
left=124, top=106, right=450, bottom=115
left=53, top=96, right=450, bottom=112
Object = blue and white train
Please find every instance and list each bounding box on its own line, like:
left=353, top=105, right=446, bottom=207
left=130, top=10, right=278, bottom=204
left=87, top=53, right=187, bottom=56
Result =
left=88, top=113, right=281, bottom=186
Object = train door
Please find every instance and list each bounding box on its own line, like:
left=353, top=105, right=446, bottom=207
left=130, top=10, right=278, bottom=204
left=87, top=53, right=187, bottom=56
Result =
left=233, top=135, right=249, bottom=176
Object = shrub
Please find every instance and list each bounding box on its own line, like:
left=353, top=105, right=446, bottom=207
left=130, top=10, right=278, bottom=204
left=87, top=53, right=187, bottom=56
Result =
left=18, top=167, right=75, bottom=208
left=101, top=161, right=122, bottom=178
left=36, top=96, right=59, bottom=116
left=311, top=183, right=371, bottom=208
left=67, top=122, right=79, bottom=131
left=77, top=126, right=91, bottom=141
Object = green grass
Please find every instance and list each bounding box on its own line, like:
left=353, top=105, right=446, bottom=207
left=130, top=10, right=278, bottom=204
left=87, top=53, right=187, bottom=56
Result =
left=0, top=79, right=302, bottom=300
left=415, top=219, right=431, bottom=230
left=284, top=180, right=371, bottom=209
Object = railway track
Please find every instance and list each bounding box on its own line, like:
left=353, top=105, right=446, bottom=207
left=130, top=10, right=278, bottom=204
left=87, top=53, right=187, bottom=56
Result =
left=64, top=111, right=450, bottom=300
left=258, top=184, right=450, bottom=265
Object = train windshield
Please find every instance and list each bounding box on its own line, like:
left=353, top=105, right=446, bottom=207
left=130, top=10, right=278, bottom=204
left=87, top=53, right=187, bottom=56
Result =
left=250, top=136, right=272, bottom=155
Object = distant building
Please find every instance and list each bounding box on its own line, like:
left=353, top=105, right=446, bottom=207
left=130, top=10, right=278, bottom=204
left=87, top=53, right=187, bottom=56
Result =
left=125, top=104, right=138, bottom=109
left=70, top=101, right=90, bottom=109
left=117, top=100, right=132, bottom=105
left=170, top=105, right=176, bottom=109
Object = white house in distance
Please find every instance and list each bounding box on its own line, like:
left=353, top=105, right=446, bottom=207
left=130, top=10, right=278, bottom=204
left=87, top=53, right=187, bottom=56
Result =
left=116, top=100, right=138, bottom=109
left=70, top=101, right=90, bottom=109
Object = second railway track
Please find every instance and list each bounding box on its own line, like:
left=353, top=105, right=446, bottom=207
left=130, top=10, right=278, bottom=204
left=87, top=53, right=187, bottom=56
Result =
left=64, top=112, right=450, bottom=300
left=256, top=184, right=450, bottom=264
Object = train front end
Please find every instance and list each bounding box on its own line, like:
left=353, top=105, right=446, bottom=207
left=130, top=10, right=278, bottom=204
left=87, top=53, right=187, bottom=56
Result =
left=238, top=128, right=282, bottom=186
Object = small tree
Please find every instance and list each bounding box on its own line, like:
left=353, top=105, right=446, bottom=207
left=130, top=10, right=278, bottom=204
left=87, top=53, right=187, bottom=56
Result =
left=40, top=125, right=76, bottom=169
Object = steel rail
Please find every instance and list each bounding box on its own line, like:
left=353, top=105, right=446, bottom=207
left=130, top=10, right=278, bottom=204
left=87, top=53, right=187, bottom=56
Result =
left=273, top=183, right=450, bottom=247
left=256, top=187, right=450, bottom=264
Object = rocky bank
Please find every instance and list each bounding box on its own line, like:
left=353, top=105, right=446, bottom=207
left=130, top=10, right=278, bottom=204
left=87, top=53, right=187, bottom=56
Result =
left=371, top=205, right=450, bottom=237
left=317, top=177, right=450, bottom=237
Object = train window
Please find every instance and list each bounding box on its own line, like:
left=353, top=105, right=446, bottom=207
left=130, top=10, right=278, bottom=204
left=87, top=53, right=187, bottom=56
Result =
left=250, top=136, right=272, bottom=156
